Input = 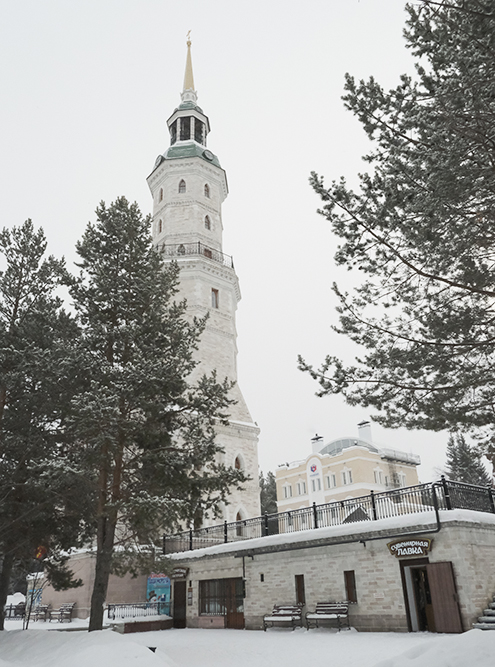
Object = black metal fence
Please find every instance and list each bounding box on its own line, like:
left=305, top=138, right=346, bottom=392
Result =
left=163, top=477, right=495, bottom=554
left=106, top=602, right=171, bottom=620
left=158, top=242, right=234, bottom=269
left=4, top=603, right=25, bottom=620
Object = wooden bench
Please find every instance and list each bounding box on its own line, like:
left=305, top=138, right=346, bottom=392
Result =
left=263, top=604, right=303, bottom=631
left=305, top=602, right=350, bottom=631
left=49, top=603, right=75, bottom=623
left=33, top=604, right=50, bottom=622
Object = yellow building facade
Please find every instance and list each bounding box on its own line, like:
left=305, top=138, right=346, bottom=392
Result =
left=276, top=424, right=420, bottom=512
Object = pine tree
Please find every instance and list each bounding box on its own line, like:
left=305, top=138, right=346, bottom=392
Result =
left=259, top=471, right=277, bottom=515
left=299, top=1, right=495, bottom=464
left=70, top=197, right=245, bottom=631
left=0, top=221, right=90, bottom=630
left=444, top=433, right=492, bottom=486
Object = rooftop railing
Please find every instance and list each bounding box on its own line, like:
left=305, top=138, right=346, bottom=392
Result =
left=162, top=477, right=495, bottom=554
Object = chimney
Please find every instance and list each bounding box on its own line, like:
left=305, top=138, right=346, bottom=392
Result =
left=358, top=420, right=372, bottom=443
left=311, top=433, right=323, bottom=453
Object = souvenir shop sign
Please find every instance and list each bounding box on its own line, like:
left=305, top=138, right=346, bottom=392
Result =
left=387, top=538, right=432, bottom=558
left=171, top=567, right=189, bottom=580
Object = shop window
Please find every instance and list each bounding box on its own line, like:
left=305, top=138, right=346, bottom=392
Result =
left=204, top=183, right=210, bottom=198
left=205, top=215, right=211, bottom=230
left=344, top=570, right=357, bottom=603
left=211, top=288, right=219, bottom=309
left=199, top=578, right=244, bottom=622
left=295, top=575, right=305, bottom=605
left=179, top=179, right=186, bottom=193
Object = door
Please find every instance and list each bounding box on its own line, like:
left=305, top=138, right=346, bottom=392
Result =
left=225, top=578, right=244, bottom=629
left=426, top=562, right=463, bottom=633
left=173, top=580, right=187, bottom=628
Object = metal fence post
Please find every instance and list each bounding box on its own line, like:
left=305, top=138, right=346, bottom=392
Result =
left=313, top=502, right=318, bottom=529
left=264, top=513, right=269, bottom=537
left=189, top=528, right=193, bottom=551
left=441, top=475, right=452, bottom=510
left=162, top=534, right=166, bottom=555
left=370, top=490, right=377, bottom=520
left=224, top=520, right=228, bottom=543
left=488, top=486, right=495, bottom=514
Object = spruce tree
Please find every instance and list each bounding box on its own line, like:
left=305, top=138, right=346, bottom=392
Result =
left=0, top=221, right=89, bottom=630
left=260, top=471, right=278, bottom=515
left=70, top=197, right=245, bottom=631
left=444, top=433, right=492, bottom=486
left=300, top=1, right=495, bottom=464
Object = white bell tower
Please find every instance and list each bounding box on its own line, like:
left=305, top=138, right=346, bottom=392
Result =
left=147, top=39, right=261, bottom=523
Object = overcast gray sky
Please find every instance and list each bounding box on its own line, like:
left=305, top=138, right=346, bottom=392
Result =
left=0, top=0, right=458, bottom=481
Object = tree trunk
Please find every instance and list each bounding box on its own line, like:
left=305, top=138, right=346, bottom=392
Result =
left=0, top=552, right=14, bottom=631
left=88, top=514, right=117, bottom=632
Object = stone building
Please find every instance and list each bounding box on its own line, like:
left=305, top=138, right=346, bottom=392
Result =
left=276, top=422, right=420, bottom=512
left=146, top=39, right=260, bottom=524
left=166, top=502, right=495, bottom=633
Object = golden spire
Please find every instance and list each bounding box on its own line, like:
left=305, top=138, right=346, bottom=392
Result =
left=183, top=31, right=195, bottom=92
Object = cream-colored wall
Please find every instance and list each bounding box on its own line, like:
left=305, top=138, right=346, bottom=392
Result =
left=276, top=446, right=419, bottom=512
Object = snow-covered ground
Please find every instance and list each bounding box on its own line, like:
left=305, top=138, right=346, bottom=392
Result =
left=1, top=625, right=495, bottom=667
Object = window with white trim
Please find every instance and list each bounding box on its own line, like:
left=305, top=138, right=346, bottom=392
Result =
left=178, top=179, right=186, bottom=193
left=283, top=484, right=292, bottom=499
left=326, top=473, right=336, bottom=489
left=342, top=469, right=353, bottom=485
left=211, top=288, right=219, bottom=309
left=374, top=469, right=383, bottom=485
left=296, top=481, right=306, bottom=495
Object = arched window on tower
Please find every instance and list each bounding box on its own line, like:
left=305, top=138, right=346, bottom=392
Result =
left=178, top=179, right=186, bottom=194
left=204, top=184, right=210, bottom=198
left=204, top=215, right=211, bottom=230
left=158, top=220, right=163, bottom=234
left=235, top=510, right=245, bottom=537
left=234, top=456, right=244, bottom=470
left=159, top=188, right=163, bottom=202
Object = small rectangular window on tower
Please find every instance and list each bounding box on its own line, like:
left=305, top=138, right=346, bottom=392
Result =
left=211, top=289, right=219, bottom=309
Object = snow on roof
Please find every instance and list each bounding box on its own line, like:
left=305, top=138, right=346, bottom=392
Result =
left=169, top=509, right=495, bottom=560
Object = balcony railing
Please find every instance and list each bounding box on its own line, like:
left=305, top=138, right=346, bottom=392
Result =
left=158, top=242, right=234, bottom=269
left=162, top=477, right=495, bottom=554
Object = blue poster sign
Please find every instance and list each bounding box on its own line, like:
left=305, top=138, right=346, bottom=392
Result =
left=147, top=573, right=171, bottom=615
